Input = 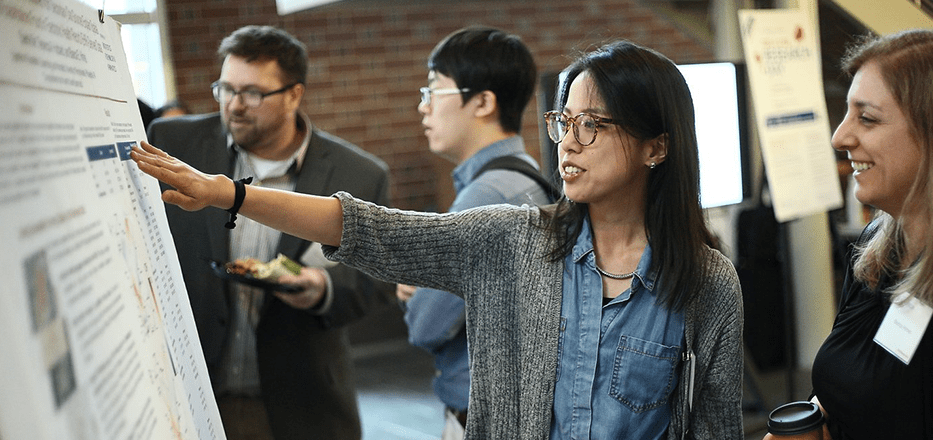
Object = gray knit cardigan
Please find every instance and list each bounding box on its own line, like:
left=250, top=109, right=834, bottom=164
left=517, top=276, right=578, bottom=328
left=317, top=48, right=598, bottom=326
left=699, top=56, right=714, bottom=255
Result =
left=323, top=192, right=744, bottom=439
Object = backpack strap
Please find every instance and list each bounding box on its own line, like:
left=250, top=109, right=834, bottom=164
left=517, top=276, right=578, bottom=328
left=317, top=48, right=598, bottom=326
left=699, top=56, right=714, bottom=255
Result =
left=472, top=155, right=560, bottom=202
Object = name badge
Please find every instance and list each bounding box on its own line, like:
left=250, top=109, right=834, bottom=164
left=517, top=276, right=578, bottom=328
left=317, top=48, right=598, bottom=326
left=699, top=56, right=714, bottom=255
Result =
left=874, top=292, right=933, bottom=365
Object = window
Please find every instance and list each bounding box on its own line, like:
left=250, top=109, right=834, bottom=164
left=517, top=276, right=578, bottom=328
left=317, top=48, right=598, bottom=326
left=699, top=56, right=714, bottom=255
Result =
left=96, top=0, right=174, bottom=109
left=275, top=0, right=343, bottom=15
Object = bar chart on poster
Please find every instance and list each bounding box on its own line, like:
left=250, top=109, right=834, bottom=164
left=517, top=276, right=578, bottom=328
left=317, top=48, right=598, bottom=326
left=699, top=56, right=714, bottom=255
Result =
left=0, top=0, right=224, bottom=439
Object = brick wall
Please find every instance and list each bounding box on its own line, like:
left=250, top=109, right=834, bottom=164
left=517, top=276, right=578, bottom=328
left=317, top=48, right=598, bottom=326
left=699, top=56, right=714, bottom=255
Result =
left=163, top=0, right=714, bottom=212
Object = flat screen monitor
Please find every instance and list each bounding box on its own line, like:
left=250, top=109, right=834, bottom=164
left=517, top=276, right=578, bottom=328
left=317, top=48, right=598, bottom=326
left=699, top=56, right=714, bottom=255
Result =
left=677, top=62, right=749, bottom=208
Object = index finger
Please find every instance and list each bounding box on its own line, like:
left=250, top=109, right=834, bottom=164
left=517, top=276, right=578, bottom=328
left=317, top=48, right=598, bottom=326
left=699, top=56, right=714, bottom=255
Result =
left=139, top=140, right=171, bottom=158
left=131, top=141, right=186, bottom=180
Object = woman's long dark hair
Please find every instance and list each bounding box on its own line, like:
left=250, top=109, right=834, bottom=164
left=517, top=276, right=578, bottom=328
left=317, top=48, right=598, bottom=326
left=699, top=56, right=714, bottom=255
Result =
left=543, top=41, right=714, bottom=311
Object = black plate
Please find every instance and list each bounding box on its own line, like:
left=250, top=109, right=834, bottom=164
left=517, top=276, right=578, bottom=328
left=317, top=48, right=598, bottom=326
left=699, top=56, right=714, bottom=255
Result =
left=209, top=260, right=304, bottom=294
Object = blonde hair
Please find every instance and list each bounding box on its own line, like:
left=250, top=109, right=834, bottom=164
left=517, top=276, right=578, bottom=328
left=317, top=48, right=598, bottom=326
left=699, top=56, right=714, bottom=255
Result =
left=841, top=29, right=933, bottom=304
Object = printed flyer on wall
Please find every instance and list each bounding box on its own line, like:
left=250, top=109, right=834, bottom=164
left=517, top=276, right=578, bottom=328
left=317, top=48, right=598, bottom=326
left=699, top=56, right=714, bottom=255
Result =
left=739, top=8, right=843, bottom=222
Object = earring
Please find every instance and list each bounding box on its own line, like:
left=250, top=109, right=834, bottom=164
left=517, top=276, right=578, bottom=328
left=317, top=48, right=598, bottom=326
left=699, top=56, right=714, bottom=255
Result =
left=649, top=162, right=657, bottom=169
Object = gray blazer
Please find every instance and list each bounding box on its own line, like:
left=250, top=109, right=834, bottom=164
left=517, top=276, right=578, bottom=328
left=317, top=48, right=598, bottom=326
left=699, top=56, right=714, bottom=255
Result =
left=148, top=113, right=394, bottom=440
left=325, top=192, right=744, bottom=439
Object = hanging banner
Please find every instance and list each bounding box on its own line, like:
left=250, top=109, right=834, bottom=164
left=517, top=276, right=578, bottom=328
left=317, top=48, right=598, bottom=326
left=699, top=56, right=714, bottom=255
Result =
left=738, top=8, right=843, bottom=222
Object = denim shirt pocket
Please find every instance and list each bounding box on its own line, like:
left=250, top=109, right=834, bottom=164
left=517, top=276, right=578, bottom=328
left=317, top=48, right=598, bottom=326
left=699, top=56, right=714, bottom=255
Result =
left=609, top=335, right=681, bottom=413
left=555, top=317, right=567, bottom=381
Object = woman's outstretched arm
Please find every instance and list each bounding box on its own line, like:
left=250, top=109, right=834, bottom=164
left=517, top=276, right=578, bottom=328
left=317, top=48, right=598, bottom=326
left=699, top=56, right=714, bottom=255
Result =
left=131, top=140, right=344, bottom=246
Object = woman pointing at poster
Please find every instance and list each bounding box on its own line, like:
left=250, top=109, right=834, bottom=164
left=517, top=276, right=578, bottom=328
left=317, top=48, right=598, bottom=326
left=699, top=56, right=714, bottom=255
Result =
left=133, top=39, right=744, bottom=439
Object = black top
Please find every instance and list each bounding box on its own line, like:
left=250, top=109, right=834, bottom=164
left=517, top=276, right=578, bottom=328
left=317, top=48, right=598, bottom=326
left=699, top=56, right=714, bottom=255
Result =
left=811, top=222, right=933, bottom=440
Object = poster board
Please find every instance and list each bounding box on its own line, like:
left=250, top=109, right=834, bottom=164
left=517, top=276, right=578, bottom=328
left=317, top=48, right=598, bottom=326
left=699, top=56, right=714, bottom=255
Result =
left=738, top=8, right=843, bottom=222
left=0, top=0, right=224, bottom=438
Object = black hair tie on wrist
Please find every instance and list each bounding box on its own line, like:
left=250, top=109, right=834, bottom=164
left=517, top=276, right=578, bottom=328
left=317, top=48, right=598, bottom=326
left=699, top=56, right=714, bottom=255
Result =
left=225, top=176, right=253, bottom=229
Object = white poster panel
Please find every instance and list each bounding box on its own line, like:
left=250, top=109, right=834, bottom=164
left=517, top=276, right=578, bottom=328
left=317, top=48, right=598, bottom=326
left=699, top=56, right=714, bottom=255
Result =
left=0, top=0, right=223, bottom=439
left=738, top=8, right=843, bottom=222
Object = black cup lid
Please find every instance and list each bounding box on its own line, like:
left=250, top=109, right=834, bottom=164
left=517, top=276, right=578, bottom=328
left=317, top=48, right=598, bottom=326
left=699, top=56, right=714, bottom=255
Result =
left=767, top=401, right=826, bottom=435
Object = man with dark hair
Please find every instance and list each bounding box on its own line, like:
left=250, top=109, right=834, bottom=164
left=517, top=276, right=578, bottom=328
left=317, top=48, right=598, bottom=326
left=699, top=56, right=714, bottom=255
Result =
left=396, top=26, right=552, bottom=440
left=147, top=25, right=393, bottom=440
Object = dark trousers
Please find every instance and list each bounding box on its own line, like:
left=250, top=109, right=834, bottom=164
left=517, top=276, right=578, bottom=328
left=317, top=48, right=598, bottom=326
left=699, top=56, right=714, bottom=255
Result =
left=216, top=395, right=275, bottom=440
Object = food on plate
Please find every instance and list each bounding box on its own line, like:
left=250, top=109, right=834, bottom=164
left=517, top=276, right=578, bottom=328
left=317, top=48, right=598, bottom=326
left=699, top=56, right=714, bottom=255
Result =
left=226, top=254, right=301, bottom=280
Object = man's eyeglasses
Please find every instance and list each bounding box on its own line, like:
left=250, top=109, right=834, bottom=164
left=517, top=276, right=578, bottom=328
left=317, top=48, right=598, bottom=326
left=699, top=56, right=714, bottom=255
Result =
left=419, top=87, right=470, bottom=107
left=211, top=81, right=298, bottom=108
left=543, top=111, right=624, bottom=146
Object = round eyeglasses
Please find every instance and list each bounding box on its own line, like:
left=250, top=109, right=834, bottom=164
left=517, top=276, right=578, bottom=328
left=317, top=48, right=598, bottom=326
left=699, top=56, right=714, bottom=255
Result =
left=419, top=87, right=470, bottom=107
left=212, top=81, right=298, bottom=108
left=543, top=111, right=624, bottom=146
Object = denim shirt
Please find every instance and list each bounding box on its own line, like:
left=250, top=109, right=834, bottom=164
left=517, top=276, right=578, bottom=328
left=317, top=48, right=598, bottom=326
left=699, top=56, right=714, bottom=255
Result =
left=550, top=217, right=685, bottom=439
left=403, top=136, right=550, bottom=411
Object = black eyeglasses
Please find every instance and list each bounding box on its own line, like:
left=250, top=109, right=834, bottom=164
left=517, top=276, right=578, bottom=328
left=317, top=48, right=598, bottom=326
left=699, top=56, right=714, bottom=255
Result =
left=211, top=81, right=298, bottom=108
left=543, top=111, right=624, bottom=146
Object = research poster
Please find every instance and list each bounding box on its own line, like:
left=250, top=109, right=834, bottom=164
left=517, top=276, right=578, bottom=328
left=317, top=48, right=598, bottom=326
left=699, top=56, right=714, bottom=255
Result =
left=738, top=8, right=843, bottom=222
left=0, top=0, right=224, bottom=439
